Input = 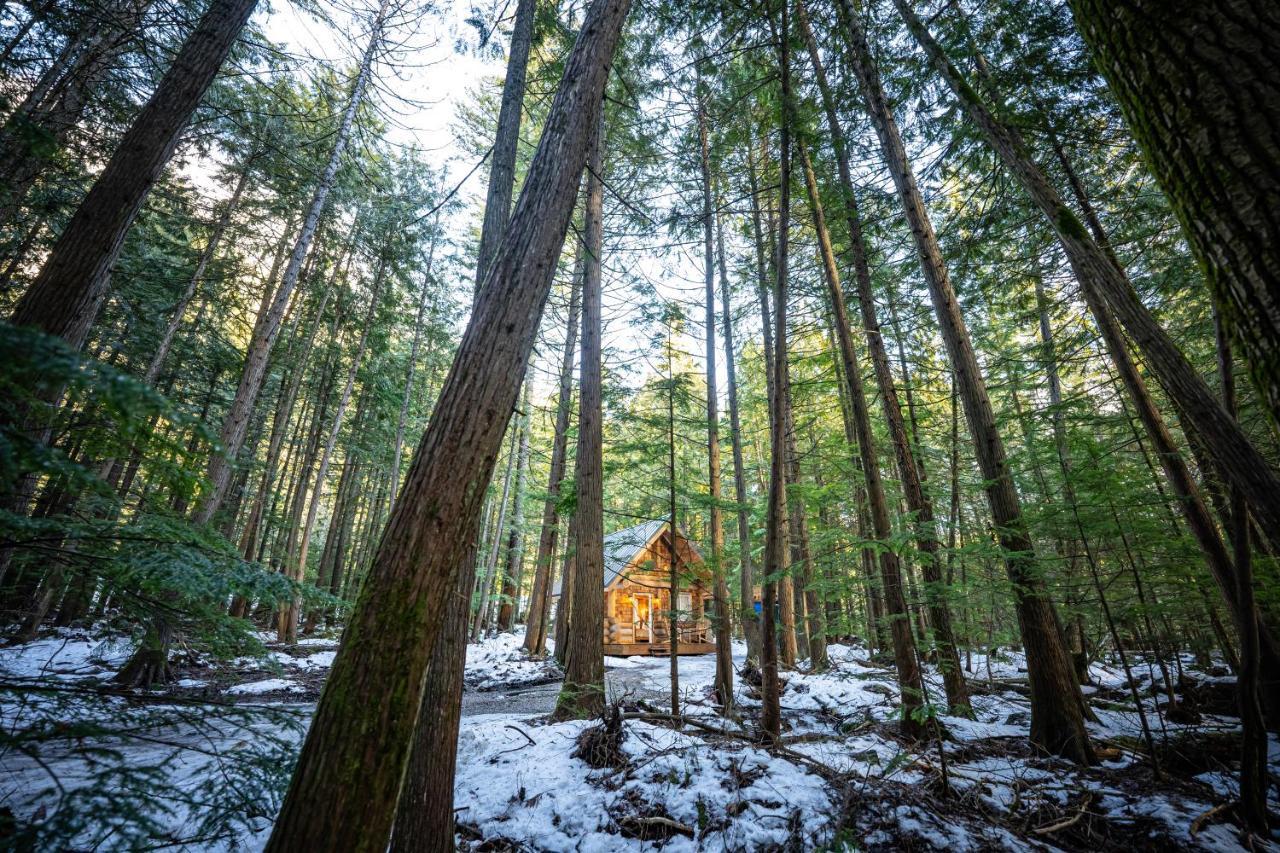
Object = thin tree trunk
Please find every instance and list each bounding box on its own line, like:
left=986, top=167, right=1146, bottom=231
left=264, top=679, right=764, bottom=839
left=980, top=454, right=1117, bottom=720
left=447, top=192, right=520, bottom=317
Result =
left=496, top=385, right=532, bottom=631
left=797, top=0, right=967, bottom=712
left=1218, top=316, right=1269, bottom=830
left=390, top=227, right=438, bottom=508
left=667, top=322, right=681, bottom=719
left=745, top=139, right=795, bottom=673
left=838, top=0, right=1092, bottom=763
left=759, top=3, right=793, bottom=743
left=523, top=252, right=583, bottom=656
left=473, top=433, right=518, bottom=640
left=281, top=257, right=387, bottom=641
left=716, top=199, right=758, bottom=665
left=195, top=0, right=389, bottom=523
left=697, top=89, right=735, bottom=708
left=799, top=140, right=923, bottom=731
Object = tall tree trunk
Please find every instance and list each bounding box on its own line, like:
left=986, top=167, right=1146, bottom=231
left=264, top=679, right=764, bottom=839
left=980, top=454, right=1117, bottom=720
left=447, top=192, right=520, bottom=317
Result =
left=837, top=0, right=1092, bottom=763
left=668, top=405, right=680, bottom=719
left=391, top=1, right=541, bottom=838
left=554, top=114, right=606, bottom=721
left=390, top=228, right=438, bottom=508
left=799, top=140, right=924, bottom=732
left=745, top=140, right=796, bottom=671
left=8, top=0, right=258, bottom=349
left=496, top=385, right=532, bottom=631
left=697, top=89, right=735, bottom=708
left=295, top=4, right=633, bottom=849
left=195, top=0, right=389, bottom=523
left=523, top=251, right=583, bottom=656
left=473, top=434, right=517, bottom=640
left=281, top=257, right=387, bottom=641
left=1066, top=0, right=1280, bottom=427
left=241, top=240, right=344, bottom=565
left=1218, top=317, right=1269, bottom=830
left=797, top=0, right=967, bottom=713
left=759, top=2, right=793, bottom=743
left=716, top=196, right=759, bottom=664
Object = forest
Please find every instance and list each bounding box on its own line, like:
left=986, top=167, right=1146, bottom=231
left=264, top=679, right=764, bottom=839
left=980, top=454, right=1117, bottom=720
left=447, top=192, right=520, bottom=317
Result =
left=0, top=0, right=1278, bottom=848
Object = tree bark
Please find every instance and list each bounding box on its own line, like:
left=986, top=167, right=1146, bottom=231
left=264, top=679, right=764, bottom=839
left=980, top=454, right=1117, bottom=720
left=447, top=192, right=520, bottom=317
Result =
left=837, top=0, right=1092, bottom=763
left=1066, top=0, right=1280, bottom=427
left=554, top=114, right=606, bottom=721
left=267, top=3, right=632, bottom=847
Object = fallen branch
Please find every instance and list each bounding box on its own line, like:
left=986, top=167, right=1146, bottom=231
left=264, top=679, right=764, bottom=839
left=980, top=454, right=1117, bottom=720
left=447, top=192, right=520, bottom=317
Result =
left=617, top=815, right=694, bottom=838
left=1032, top=793, right=1092, bottom=835
left=1189, top=801, right=1233, bottom=837
left=622, top=711, right=846, bottom=780
left=497, top=724, right=537, bottom=755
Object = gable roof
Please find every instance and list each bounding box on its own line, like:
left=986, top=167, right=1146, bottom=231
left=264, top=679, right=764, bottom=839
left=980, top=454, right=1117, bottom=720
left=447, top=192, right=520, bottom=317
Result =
left=603, top=518, right=667, bottom=589
left=551, top=518, right=702, bottom=596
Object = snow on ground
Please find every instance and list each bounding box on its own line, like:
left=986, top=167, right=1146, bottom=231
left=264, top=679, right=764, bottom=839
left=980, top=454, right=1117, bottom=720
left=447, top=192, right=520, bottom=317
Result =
left=453, top=713, right=833, bottom=851
left=464, top=630, right=561, bottom=690
left=227, top=678, right=306, bottom=695
left=1, top=626, right=1275, bottom=850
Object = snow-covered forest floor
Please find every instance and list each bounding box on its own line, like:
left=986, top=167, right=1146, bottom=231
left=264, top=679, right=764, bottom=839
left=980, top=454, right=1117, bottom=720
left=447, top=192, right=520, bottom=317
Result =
left=0, top=628, right=1274, bottom=850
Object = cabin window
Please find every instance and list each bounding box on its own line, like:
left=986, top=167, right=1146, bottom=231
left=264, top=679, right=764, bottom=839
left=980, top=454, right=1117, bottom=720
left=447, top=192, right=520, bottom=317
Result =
left=677, top=592, right=691, bottom=614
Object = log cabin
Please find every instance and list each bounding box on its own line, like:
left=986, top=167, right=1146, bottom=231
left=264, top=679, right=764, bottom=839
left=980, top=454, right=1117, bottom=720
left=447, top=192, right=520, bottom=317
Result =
left=552, top=518, right=716, bottom=656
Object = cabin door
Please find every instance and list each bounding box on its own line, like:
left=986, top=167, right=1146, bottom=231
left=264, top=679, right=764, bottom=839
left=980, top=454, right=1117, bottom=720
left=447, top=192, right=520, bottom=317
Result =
left=634, top=593, right=652, bottom=642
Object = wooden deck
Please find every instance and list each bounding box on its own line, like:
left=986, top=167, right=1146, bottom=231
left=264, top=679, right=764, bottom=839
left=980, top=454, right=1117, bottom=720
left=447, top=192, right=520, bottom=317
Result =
left=604, top=642, right=717, bottom=657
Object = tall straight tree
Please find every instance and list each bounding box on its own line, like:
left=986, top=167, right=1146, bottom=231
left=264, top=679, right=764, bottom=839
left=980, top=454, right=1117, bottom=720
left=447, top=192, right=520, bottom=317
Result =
left=1065, top=0, right=1280, bottom=428
left=281, top=257, right=389, bottom=642
left=716, top=202, right=759, bottom=664
left=555, top=113, right=606, bottom=721
left=836, top=0, right=1093, bottom=764
left=759, top=0, right=793, bottom=743
left=523, top=250, right=583, bottom=656
left=266, top=2, right=634, bottom=847
left=799, top=140, right=924, bottom=733
left=8, top=0, right=259, bottom=349
left=795, top=0, right=968, bottom=715
left=195, top=0, right=392, bottom=524
left=696, top=85, right=734, bottom=710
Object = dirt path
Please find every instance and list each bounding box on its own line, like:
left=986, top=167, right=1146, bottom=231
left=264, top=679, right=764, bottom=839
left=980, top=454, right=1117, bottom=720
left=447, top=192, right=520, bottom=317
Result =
left=460, top=661, right=672, bottom=716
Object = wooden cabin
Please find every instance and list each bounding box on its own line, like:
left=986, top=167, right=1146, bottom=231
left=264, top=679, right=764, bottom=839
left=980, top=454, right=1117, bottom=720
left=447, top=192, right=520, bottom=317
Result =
left=553, top=519, right=716, bottom=657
